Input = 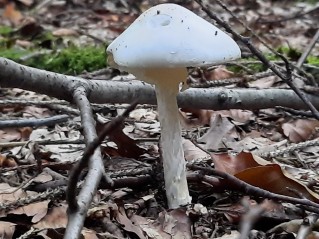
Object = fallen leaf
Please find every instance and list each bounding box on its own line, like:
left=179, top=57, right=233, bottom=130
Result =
left=131, top=208, right=192, bottom=239
left=249, top=76, right=277, bottom=89
left=0, top=154, right=17, bottom=168
left=115, top=206, right=146, bottom=239
left=34, top=204, right=68, bottom=229
left=108, top=123, right=145, bottom=158
left=213, top=151, right=269, bottom=175
left=0, top=221, right=16, bottom=239
left=52, top=28, right=79, bottom=37
left=235, top=165, right=319, bottom=202
left=0, top=129, right=22, bottom=142
left=182, top=139, right=210, bottom=162
left=206, top=66, right=235, bottom=81
left=3, top=2, right=23, bottom=26
left=15, top=39, right=33, bottom=48
left=11, top=201, right=50, bottom=223
left=130, top=108, right=157, bottom=121
left=282, top=119, right=319, bottom=143
left=198, top=114, right=236, bottom=150
left=213, top=152, right=319, bottom=202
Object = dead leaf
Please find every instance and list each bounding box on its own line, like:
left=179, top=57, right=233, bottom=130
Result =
left=282, top=119, right=319, bottom=143
left=206, top=66, right=235, bottom=81
left=198, top=114, right=236, bottom=150
left=182, top=139, right=210, bottom=162
left=108, top=123, right=145, bottom=158
left=130, top=108, right=157, bottom=121
left=180, top=109, right=254, bottom=128
left=249, top=76, right=277, bottom=89
left=15, top=39, right=33, bottom=48
left=115, top=206, right=146, bottom=239
left=0, top=221, right=16, bottom=239
left=131, top=208, right=192, bottom=239
left=0, top=154, right=17, bottom=168
left=0, top=129, right=22, bottom=142
left=19, top=127, right=33, bottom=140
left=3, top=2, right=23, bottom=26
left=213, top=152, right=269, bottom=175
left=213, top=152, right=319, bottom=202
left=180, top=108, right=212, bottom=126
left=23, top=106, right=51, bottom=118
left=11, top=201, right=50, bottom=223
left=52, top=28, right=79, bottom=37
left=235, top=165, right=319, bottom=202
left=34, top=204, right=68, bottom=229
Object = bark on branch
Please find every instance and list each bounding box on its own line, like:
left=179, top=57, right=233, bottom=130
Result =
left=1, top=57, right=319, bottom=111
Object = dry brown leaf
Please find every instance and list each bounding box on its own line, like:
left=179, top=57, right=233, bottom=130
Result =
left=248, top=76, right=277, bottom=89
left=108, top=123, right=145, bottom=158
left=115, top=206, right=146, bottom=239
left=0, top=154, right=17, bottom=168
left=213, top=152, right=319, bottom=202
left=15, top=39, right=33, bottom=48
left=52, top=28, right=79, bottom=37
left=0, top=129, right=22, bottom=142
left=206, top=66, right=235, bottom=81
left=130, top=108, right=157, bottom=121
left=180, top=108, right=212, bottom=127
left=213, top=152, right=269, bottom=175
left=180, top=109, right=254, bottom=128
left=0, top=183, right=28, bottom=204
left=82, top=229, right=99, bottom=239
left=221, top=109, right=255, bottom=125
left=19, top=127, right=32, bottom=140
left=11, top=201, right=50, bottom=223
left=3, top=2, right=23, bottom=26
left=23, top=106, right=51, bottom=118
left=0, top=221, right=16, bottom=239
left=198, top=114, right=236, bottom=150
left=282, top=119, right=319, bottom=143
left=182, top=139, right=210, bottom=162
left=131, top=208, right=192, bottom=239
left=236, top=165, right=319, bottom=202
left=34, top=204, right=68, bottom=229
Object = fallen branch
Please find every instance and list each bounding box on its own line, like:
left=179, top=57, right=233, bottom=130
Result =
left=0, top=114, right=69, bottom=129
left=1, top=58, right=319, bottom=111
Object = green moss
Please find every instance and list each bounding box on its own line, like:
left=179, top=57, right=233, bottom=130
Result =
left=33, top=46, right=107, bottom=74
left=307, top=55, right=319, bottom=66
left=277, top=46, right=302, bottom=61
left=0, top=26, right=13, bottom=36
left=0, top=45, right=107, bottom=75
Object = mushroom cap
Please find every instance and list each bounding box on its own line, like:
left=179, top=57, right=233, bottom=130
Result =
left=107, top=3, right=241, bottom=69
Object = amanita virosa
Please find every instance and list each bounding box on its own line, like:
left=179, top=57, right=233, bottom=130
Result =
left=106, top=3, right=241, bottom=208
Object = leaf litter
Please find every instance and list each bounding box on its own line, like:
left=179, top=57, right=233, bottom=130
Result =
left=0, top=0, right=319, bottom=238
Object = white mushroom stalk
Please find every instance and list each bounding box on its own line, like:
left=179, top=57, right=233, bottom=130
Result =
left=139, top=67, right=190, bottom=208
left=106, top=3, right=241, bottom=208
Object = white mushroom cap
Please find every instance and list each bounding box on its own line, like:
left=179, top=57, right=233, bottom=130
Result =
left=107, top=3, right=241, bottom=69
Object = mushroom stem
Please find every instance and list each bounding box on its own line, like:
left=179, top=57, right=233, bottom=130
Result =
left=139, top=68, right=191, bottom=208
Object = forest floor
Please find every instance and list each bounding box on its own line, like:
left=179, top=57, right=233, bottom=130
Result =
left=0, top=0, right=319, bottom=238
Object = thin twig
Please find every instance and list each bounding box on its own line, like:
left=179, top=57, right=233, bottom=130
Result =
left=297, top=29, right=319, bottom=68
left=0, top=114, right=69, bottom=129
left=195, top=0, right=319, bottom=119
left=67, top=99, right=138, bottom=211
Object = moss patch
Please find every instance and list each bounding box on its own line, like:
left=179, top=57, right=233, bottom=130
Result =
left=0, top=45, right=107, bottom=75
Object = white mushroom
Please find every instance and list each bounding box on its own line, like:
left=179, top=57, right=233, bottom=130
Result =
left=106, top=3, right=241, bottom=209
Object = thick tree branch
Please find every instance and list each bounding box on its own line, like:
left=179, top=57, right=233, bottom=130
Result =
left=1, top=58, right=319, bottom=111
